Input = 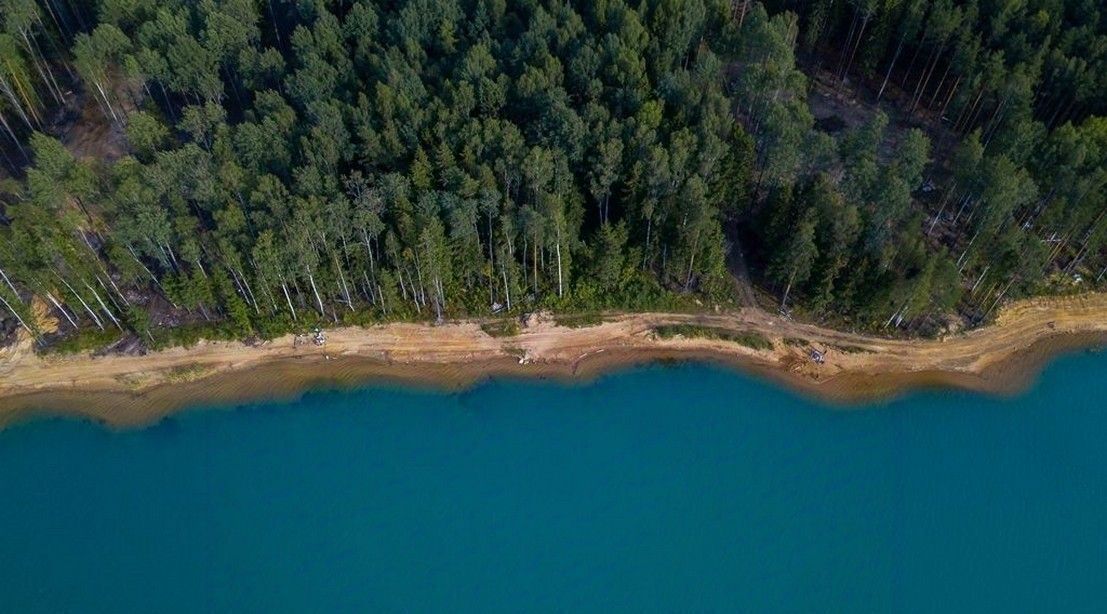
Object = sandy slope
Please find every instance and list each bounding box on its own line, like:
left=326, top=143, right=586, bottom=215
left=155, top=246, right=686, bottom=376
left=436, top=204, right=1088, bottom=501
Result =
left=1, top=292, right=1106, bottom=425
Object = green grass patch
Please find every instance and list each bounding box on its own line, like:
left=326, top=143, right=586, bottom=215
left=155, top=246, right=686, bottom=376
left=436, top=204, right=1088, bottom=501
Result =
left=829, top=344, right=869, bottom=354
left=480, top=319, right=520, bottom=337
left=148, top=322, right=238, bottom=350
left=163, top=364, right=213, bottom=383
left=653, top=324, right=773, bottom=351
left=39, top=328, right=125, bottom=355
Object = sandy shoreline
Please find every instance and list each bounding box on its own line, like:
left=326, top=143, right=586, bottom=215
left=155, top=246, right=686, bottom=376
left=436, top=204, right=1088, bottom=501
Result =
left=2, top=292, right=1107, bottom=427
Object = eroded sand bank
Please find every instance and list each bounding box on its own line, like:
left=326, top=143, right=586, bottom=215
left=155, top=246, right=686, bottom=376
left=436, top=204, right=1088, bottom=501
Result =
left=2, top=292, right=1106, bottom=427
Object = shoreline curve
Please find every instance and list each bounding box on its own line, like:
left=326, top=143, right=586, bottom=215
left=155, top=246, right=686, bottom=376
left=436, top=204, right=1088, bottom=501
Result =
left=2, top=293, right=1106, bottom=428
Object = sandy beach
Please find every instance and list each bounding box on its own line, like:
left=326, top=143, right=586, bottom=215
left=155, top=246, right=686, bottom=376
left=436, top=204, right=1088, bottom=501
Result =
left=2, top=292, right=1107, bottom=427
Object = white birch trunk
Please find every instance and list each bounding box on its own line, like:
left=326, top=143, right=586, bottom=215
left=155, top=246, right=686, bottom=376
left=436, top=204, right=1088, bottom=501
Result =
left=58, top=275, right=103, bottom=330
left=45, top=290, right=78, bottom=329
left=307, top=272, right=325, bottom=315
left=85, top=282, right=123, bottom=330
left=0, top=292, right=34, bottom=336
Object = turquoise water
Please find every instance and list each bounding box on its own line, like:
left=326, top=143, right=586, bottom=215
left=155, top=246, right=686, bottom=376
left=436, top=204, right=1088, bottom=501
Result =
left=2, top=354, right=1107, bottom=613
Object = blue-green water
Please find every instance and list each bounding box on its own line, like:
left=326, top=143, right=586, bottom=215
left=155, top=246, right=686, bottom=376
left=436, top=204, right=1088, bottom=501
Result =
left=2, top=354, right=1107, bottom=613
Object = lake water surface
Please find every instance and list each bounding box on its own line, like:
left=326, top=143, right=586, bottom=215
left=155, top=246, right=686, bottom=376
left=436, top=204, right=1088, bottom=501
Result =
left=2, top=353, right=1106, bottom=612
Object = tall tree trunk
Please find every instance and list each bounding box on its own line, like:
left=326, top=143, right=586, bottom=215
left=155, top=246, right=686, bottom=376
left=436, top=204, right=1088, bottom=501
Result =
left=307, top=272, right=325, bottom=315
left=126, top=244, right=173, bottom=303
left=280, top=279, right=297, bottom=321
left=92, top=77, right=121, bottom=125
left=412, top=255, right=427, bottom=307
left=939, top=75, right=962, bottom=118
left=333, top=255, right=353, bottom=310
left=982, top=279, right=1014, bottom=319
left=957, top=230, right=980, bottom=271
left=39, top=0, right=70, bottom=42
left=684, top=231, right=700, bottom=291
left=927, top=186, right=956, bottom=235
left=911, top=41, right=945, bottom=112
left=0, top=265, right=19, bottom=297
left=19, top=29, right=64, bottom=105
left=928, top=58, right=954, bottom=109
left=0, top=109, right=28, bottom=161
left=969, top=266, right=989, bottom=295
left=57, top=274, right=103, bottom=329
left=963, top=90, right=989, bottom=135
left=0, top=72, right=41, bottom=127
left=486, top=214, right=495, bottom=307
left=85, top=282, right=123, bottom=330
left=877, top=33, right=908, bottom=101
left=433, top=276, right=444, bottom=321
left=359, top=270, right=375, bottom=305
left=520, top=235, right=528, bottom=291
left=0, top=292, right=34, bottom=337
left=501, top=256, right=511, bottom=311
left=396, top=267, right=409, bottom=302
left=841, top=14, right=871, bottom=82
left=900, top=33, right=926, bottom=90
left=555, top=224, right=563, bottom=298
left=780, top=278, right=793, bottom=310
left=44, top=290, right=78, bottom=330
left=96, top=275, right=124, bottom=313
left=836, top=9, right=861, bottom=82
left=239, top=269, right=260, bottom=314
left=734, top=0, right=752, bottom=28
left=1049, top=96, right=1077, bottom=130
left=981, top=96, right=1010, bottom=147
left=163, top=242, right=181, bottom=271
left=266, top=0, right=284, bottom=51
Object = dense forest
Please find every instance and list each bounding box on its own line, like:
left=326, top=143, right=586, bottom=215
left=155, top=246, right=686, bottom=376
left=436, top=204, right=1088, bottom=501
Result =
left=0, top=0, right=1104, bottom=350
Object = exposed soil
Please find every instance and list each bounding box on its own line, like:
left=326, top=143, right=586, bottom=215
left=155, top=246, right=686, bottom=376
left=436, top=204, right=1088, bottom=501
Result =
left=1, top=292, right=1106, bottom=428
left=59, top=91, right=128, bottom=164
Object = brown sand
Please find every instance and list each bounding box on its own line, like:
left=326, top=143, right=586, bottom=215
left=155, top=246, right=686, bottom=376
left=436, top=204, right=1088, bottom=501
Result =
left=2, top=292, right=1107, bottom=428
